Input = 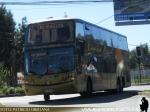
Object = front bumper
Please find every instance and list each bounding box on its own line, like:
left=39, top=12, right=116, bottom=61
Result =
left=24, top=80, right=77, bottom=95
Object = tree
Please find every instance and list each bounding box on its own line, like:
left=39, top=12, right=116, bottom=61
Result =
left=0, top=5, right=16, bottom=86
left=15, top=17, right=27, bottom=72
left=129, top=49, right=138, bottom=69
left=0, top=5, right=15, bottom=65
left=141, top=44, right=149, bottom=55
left=129, top=43, right=150, bottom=69
left=0, top=66, right=9, bottom=86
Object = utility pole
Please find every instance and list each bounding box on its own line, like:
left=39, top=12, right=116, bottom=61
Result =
left=137, top=57, right=141, bottom=83
left=136, top=46, right=142, bottom=83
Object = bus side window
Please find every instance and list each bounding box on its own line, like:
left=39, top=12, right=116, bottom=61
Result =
left=96, top=56, right=103, bottom=73
left=57, top=26, right=70, bottom=42
left=51, top=29, right=58, bottom=42
left=49, top=29, right=52, bottom=42
left=86, top=54, right=98, bottom=72
left=88, top=54, right=97, bottom=65
left=42, top=29, right=50, bottom=43
left=102, top=54, right=116, bottom=73
left=35, top=29, right=43, bottom=43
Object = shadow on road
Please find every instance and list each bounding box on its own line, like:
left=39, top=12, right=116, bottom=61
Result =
left=29, top=90, right=140, bottom=106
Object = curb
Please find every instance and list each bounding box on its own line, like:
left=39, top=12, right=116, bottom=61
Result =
left=131, top=83, right=150, bottom=86
left=138, top=92, right=150, bottom=96
left=0, top=94, right=25, bottom=98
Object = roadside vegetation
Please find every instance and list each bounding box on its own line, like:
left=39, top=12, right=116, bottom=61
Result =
left=0, top=5, right=26, bottom=96
left=0, top=65, right=25, bottom=96
left=129, top=44, right=150, bottom=70
left=129, top=44, right=150, bottom=84
left=131, top=77, right=150, bottom=84
left=0, top=86, right=25, bottom=96
left=144, top=90, right=150, bottom=92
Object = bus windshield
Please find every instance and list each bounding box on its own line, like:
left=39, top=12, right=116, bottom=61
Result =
left=27, top=21, right=74, bottom=44
left=25, top=46, right=75, bottom=75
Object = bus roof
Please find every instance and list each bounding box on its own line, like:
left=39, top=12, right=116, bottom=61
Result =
left=29, top=17, right=128, bottom=51
left=29, top=17, right=127, bottom=39
left=29, top=17, right=77, bottom=24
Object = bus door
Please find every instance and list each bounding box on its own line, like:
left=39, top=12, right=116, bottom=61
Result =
left=86, top=54, right=100, bottom=90
left=76, top=39, right=85, bottom=74
left=75, top=39, right=86, bottom=91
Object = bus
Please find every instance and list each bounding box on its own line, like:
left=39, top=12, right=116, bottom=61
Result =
left=23, top=18, right=131, bottom=101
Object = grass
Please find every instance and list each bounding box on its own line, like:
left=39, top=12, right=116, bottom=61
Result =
left=144, top=90, right=150, bottom=92
left=0, top=86, right=3, bottom=94
left=0, top=103, right=4, bottom=107
left=131, top=77, right=150, bottom=84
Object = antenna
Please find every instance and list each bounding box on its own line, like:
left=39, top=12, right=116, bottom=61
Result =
left=47, top=17, right=53, bottom=19
left=64, top=12, right=68, bottom=18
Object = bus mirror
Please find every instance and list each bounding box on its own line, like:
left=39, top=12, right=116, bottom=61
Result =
left=93, top=56, right=97, bottom=63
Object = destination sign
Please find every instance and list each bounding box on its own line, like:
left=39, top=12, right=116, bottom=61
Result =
left=31, top=23, right=64, bottom=30
left=39, top=23, right=64, bottom=29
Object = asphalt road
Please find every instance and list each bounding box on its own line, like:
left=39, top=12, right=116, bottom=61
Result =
left=0, top=85, right=150, bottom=112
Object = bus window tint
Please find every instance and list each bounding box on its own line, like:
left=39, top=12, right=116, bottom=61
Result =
left=102, top=53, right=116, bottom=73
left=57, top=26, right=70, bottom=42
left=29, top=26, right=50, bottom=44
left=42, top=29, right=50, bottom=43
left=35, top=29, right=43, bottom=43
left=28, top=22, right=73, bottom=44
left=50, top=29, right=58, bottom=42
left=76, top=22, right=84, bottom=38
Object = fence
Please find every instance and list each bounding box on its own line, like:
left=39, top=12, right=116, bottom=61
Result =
left=130, top=69, right=150, bottom=84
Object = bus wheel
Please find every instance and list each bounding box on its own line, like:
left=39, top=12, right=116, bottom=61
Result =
left=116, top=78, right=123, bottom=93
left=122, top=77, right=125, bottom=87
left=86, top=79, right=92, bottom=96
left=80, top=79, right=92, bottom=97
left=44, top=93, right=50, bottom=101
left=80, top=92, right=87, bottom=98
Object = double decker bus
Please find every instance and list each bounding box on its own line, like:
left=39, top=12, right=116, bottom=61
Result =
left=23, top=18, right=131, bottom=101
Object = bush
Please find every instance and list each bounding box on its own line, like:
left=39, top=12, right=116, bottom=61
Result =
left=2, top=86, right=8, bottom=95
left=0, top=66, right=9, bottom=86
left=1, top=86, right=25, bottom=95
left=0, top=87, right=3, bottom=94
left=6, top=87, right=15, bottom=95
left=15, top=87, right=25, bottom=95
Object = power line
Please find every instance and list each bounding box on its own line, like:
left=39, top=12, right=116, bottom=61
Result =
left=128, top=43, right=150, bottom=48
left=128, top=44, right=138, bottom=47
left=96, top=15, right=114, bottom=24
left=0, top=0, right=113, bottom=5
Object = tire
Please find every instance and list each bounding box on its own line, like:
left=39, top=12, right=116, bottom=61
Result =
left=44, top=93, right=50, bottom=101
left=116, top=78, right=123, bottom=93
left=122, top=77, right=125, bottom=87
left=106, top=89, right=115, bottom=94
left=80, top=78, right=92, bottom=97
left=80, top=92, right=87, bottom=97
left=87, top=79, right=92, bottom=96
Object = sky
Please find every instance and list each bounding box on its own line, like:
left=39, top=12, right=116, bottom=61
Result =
left=2, top=0, right=150, bottom=51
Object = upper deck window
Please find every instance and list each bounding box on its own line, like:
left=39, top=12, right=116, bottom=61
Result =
left=76, top=22, right=84, bottom=38
left=27, top=21, right=74, bottom=44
